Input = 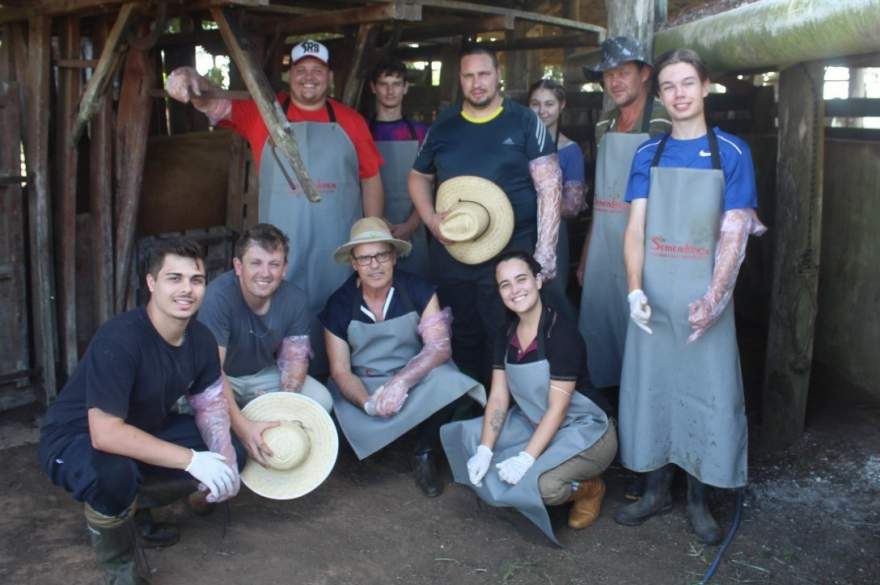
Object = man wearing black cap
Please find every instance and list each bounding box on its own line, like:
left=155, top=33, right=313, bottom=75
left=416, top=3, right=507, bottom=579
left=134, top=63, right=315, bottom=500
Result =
left=576, top=36, right=671, bottom=396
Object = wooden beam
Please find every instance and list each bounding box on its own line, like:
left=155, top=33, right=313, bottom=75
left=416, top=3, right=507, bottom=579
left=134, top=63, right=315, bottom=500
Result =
left=89, top=16, right=115, bottom=326
left=397, top=15, right=514, bottom=42
left=342, top=23, right=377, bottom=108
left=114, top=46, right=155, bottom=313
left=55, top=15, right=81, bottom=377
left=70, top=2, right=139, bottom=146
left=265, top=1, right=422, bottom=35
left=54, top=58, right=100, bottom=68
left=210, top=6, right=321, bottom=202
left=23, top=15, right=58, bottom=402
left=416, top=0, right=605, bottom=38
left=762, top=62, right=825, bottom=449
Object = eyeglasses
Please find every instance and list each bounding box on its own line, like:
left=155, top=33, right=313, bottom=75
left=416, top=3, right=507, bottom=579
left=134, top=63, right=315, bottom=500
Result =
left=352, top=251, right=393, bottom=266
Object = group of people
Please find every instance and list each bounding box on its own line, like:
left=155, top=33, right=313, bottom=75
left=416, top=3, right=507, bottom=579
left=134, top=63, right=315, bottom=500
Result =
left=37, top=34, right=765, bottom=584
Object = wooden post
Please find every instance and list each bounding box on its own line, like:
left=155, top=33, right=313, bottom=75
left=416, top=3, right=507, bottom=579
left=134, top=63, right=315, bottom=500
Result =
left=210, top=7, right=321, bottom=203
left=55, top=15, right=81, bottom=376
left=342, top=24, right=378, bottom=109
left=24, top=15, right=59, bottom=402
left=70, top=2, right=139, bottom=145
left=114, top=47, right=155, bottom=312
left=90, top=16, right=115, bottom=325
left=762, top=61, right=825, bottom=448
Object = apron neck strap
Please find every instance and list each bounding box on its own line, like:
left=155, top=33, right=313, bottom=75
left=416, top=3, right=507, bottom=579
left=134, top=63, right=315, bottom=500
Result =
left=639, top=100, right=653, bottom=133
left=651, top=127, right=722, bottom=170
left=281, top=95, right=336, bottom=122
left=368, top=117, right=419, bottom=141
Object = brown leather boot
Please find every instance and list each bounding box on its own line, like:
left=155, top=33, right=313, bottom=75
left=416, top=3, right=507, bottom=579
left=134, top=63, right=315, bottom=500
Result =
left=568, top=476, right=606, bottom=529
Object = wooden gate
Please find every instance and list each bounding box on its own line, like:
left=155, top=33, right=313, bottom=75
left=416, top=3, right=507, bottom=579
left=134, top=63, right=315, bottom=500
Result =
left=0, top=81, right=33, bottom=410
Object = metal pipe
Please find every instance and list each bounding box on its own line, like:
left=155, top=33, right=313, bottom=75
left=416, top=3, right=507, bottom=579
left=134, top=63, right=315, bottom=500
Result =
left=653, top=0, right=880, bottom=73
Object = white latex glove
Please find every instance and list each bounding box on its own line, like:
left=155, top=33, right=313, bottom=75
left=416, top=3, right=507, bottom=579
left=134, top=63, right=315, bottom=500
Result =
left=363, top=398, right=377, bottom=416
left=185, top=449, right=237, bottom=502
left=627, top=289, right=653, bottom=335
left=467, top=445, right=493, bottom=487
left=496, top=451, right=535, bottom=485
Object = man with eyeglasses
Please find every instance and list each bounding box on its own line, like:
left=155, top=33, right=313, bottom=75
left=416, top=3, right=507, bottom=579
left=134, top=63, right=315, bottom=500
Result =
left=192, top=224, right=333, bottom=473
left=320, top=217, right=484, bottom=496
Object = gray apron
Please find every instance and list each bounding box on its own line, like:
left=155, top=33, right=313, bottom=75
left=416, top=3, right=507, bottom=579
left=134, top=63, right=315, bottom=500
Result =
left=372, top=119, right=429, bottom=279
left=328, top=287, right=485, bottom=460
left=618, top=130, right=747, bottom=489
left=259, top=100, right=362, bottom=376
left=578, top=111, right=653, bottom=388
left=441, top=328, right=609, bottom=545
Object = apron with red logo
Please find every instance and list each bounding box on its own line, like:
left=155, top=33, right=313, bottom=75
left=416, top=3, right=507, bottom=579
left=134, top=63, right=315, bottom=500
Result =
left=259, top=100, right=362, bottom=375
left=618, top=130, right=747, bottom=489
left=578, top=110, right=652, bottom=388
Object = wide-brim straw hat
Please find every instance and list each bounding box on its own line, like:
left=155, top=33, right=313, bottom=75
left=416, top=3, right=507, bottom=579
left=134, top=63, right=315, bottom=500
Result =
left=240, top=382, right=338, bottom=500
left=333, top=216, right=412, bottom=264
left=436, top=176, right=514, bottom=265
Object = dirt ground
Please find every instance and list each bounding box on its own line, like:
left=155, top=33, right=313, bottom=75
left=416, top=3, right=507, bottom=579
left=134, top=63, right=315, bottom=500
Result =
left=1, top=392, right=878, bottom=585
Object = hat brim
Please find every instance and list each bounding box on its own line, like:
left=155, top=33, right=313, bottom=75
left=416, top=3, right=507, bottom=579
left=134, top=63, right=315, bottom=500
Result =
left=240, top=383, right=338, bottom=500
left=436, top=176, right=514, bottom=265
left=333, top=237, right=412, bottom=264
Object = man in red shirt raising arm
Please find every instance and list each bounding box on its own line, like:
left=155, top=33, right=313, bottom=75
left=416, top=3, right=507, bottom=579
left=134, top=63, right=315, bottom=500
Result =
left=166, top=40, right=384, bottom=376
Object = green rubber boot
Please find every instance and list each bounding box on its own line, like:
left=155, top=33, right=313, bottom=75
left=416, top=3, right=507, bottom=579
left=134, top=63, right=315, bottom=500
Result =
left=85, top=501, right=151, bottom=585
left=135, top=479, right=197, bottom=548
left=686, top=474, right=722, bottom=545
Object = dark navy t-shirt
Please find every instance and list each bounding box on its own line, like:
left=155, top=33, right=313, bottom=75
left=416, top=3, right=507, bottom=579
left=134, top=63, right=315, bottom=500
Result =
left=319, top=270, right=436, bottom=342
left=412, top=97, right=556, bottom=237
left=198, top=271, right=309, bottom=377
left=624, top=127, right=758, bottom=211
left=44, top=308, right=221, bottom=433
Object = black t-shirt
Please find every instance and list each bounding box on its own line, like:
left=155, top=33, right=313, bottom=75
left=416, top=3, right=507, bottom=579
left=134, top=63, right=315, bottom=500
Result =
left=318, top=270, right=436, bottom=342
left=413, top=97, right=556, bottom=238
left=493, top=304, right=610, bottom=413
left=45, top=308, right=221, bottom=433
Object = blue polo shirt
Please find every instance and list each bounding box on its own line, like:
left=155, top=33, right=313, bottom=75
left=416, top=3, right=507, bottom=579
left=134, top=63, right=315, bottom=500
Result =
left=624, top=127, right=758, bottom=211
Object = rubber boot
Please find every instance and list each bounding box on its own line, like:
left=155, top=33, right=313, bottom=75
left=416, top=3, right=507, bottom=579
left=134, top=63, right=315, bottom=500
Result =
left=135, top=479, right=195, bottom=548
left=85, top=502, right=151, bottom=585
left=567, top=476, right=606, bottom=529
left=613, top=464, right=675, bottom=526
left=686, top=474, right=722, bottom=545
left=412, top=451, right=443, bottom=497
left=624, top=474, right=645, bottom=501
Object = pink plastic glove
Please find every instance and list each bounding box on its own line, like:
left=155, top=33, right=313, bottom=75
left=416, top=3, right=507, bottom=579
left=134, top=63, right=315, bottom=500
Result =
left=187, top=377, right=239, bottom=503
left=277, top=335, right=312, bottom=392
left=530, top=154, right=562, bottom=280
left=688, top=208, right=767, bottom=343
left=165, top=66, right=231, bottom=125
left=561, top=180, right=587, bottom=218
left=371, top=308, right=453, bottom=417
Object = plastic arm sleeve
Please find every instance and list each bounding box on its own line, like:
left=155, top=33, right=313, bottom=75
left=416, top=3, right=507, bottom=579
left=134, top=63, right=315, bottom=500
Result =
left=529, top=154, right=562, bottom=279
left=373, top=307, right=453, bottom=416
left=561, top=180, right=587, bottom=218
left=687, top=208, right=768, bottom=343
left=187, top=377, right=239, bottom=501
left=165, top=66, right=232, bottom=125
left=277, top=335, right=312, bottom=392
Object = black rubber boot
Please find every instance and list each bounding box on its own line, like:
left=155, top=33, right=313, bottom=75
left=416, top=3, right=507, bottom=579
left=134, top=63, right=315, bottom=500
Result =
left=613, top=465, right=675, bottom=526
left=686, top=474, right=722, bottom=545
left=412, top=451, right=443, bottom=497
left=85, top=503, right=151, bottom=585
left=624, top=474, right=645, bottom=501
left=134, top=479, right=196, bottom=548
left=134, top=509, right=179, bottom=549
